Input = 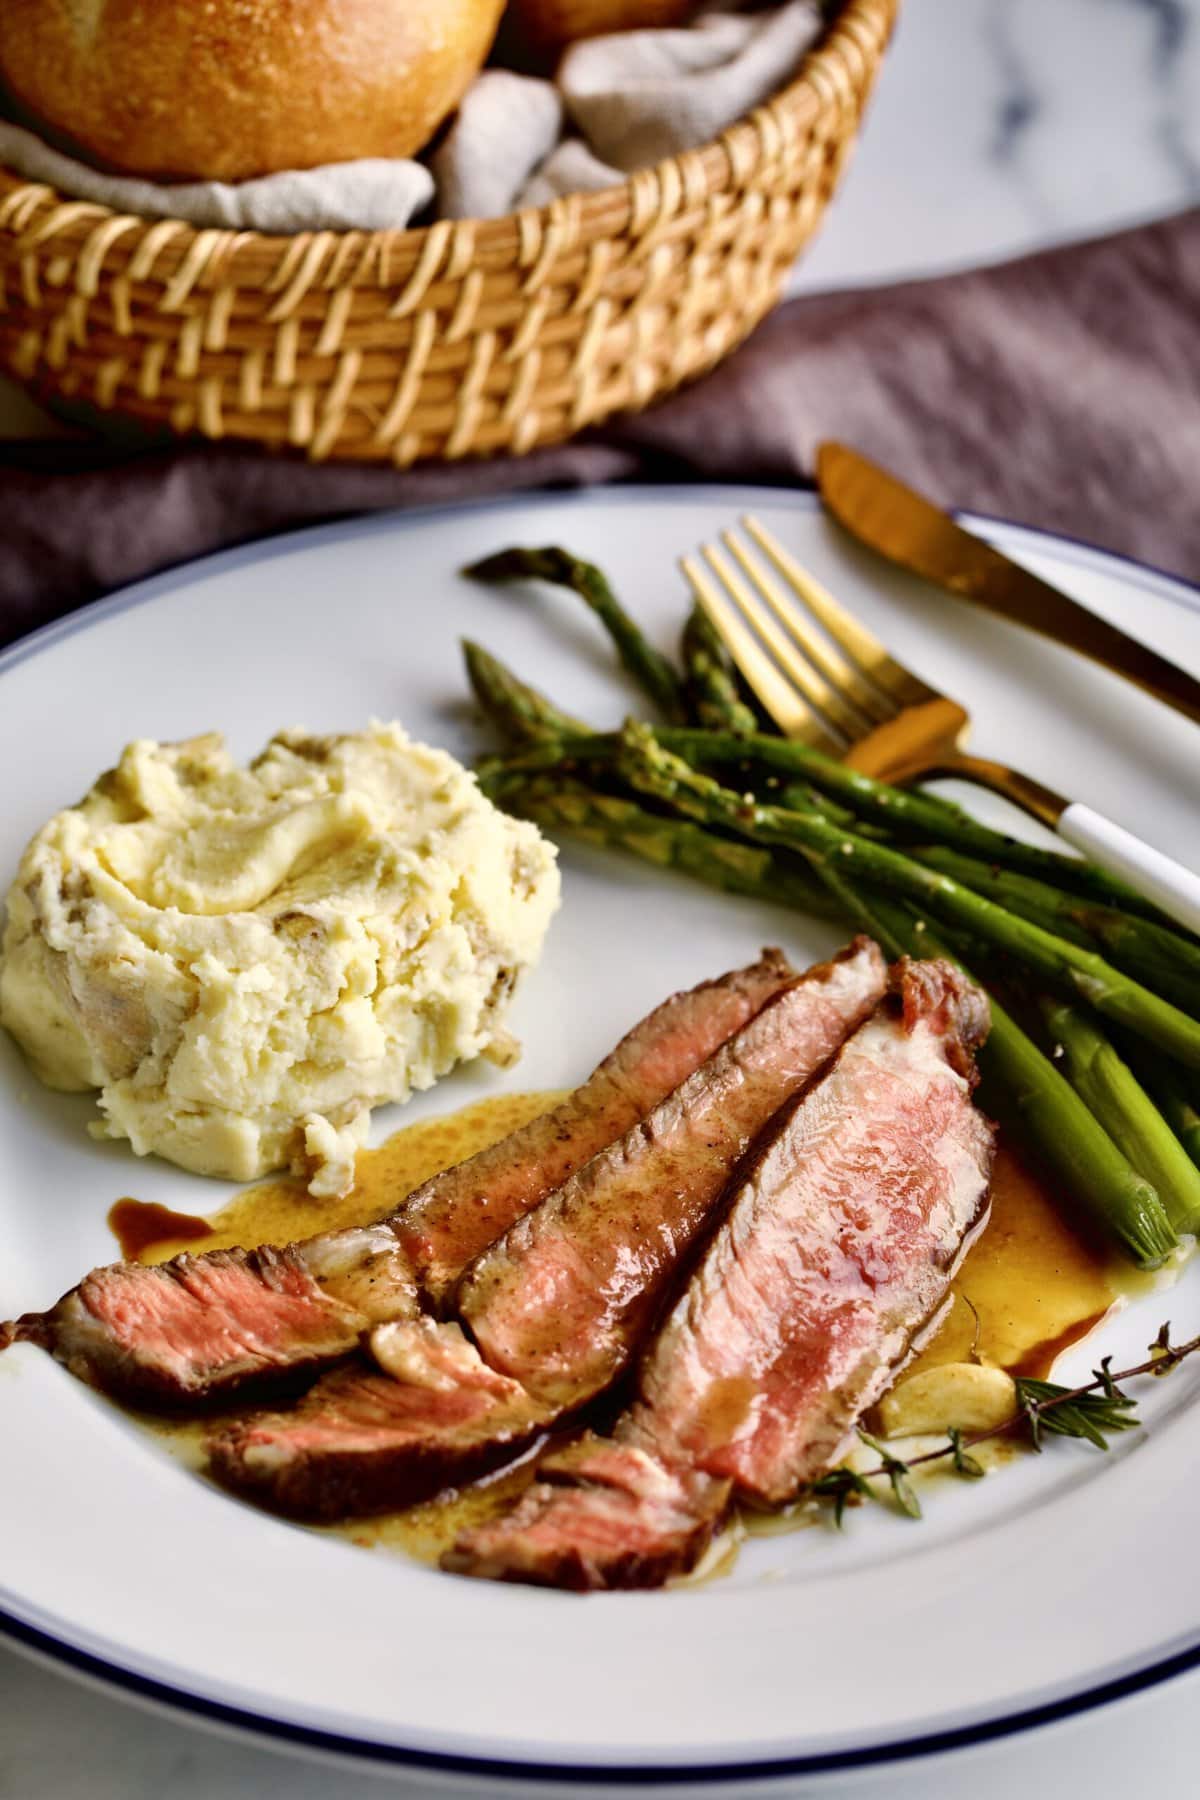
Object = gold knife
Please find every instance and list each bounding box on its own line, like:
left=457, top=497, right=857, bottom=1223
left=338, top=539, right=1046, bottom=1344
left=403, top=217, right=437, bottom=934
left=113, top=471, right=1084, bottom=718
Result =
left=816, top=441, right=1200, bottom=728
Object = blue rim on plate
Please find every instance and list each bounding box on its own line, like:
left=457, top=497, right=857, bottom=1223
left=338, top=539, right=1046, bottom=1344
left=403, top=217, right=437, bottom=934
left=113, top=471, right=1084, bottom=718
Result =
left=5, top=1607, right=1200, bottom=1785
left=2, top=486, right=1198, bottom=1782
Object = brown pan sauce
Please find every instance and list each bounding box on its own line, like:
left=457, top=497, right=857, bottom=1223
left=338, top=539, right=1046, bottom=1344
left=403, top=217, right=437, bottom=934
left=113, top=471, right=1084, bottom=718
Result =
left=110, top=1091, right=568, bottom=1265
left=906, top=1143, right=1123, bottom=1384
left=119, top=1100, right=1135, bottom=1566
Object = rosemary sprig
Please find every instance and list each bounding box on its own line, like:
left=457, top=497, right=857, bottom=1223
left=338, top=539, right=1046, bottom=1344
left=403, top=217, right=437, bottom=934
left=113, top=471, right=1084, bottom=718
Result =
left=814, top=1324, right=1200, bottom=1527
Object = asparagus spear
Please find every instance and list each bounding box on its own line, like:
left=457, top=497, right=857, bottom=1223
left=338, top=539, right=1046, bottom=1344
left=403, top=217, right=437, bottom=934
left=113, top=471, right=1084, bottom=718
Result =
left=647, top=727, right=1196, bottom=937
left=484, top=775, right=843, bottom=921
left=484, top=727, right=961, bottom=840
left=462, top=639, right=589, bottom=747
left=1038, top=996, right=1200, bottom=1237
left=483, top=729, right=1200, bottom=1066
left=914, top=844, right=1200, bottom=1016
left=1115, top=1038, right=1200, bottom=1174
left=601, top=723, right=1200, bottom=1071
left=824, top=883, right=1178, bottom=1267
left=772, top=781, right=867, bottom=831
left=982, top=1001, right=1178, bottom=1264
left=679, top=604, right=761, bottom=734
left=464, top=547, right=688, bottom=723
left=466, top=610, right=1193, bottom=939
left=476, top=720, right=865, bottom=839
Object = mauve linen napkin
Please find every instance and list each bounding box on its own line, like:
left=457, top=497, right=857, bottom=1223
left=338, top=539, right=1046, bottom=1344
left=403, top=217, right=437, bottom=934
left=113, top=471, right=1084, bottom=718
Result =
left=1, top=208, right=1197, bottom=651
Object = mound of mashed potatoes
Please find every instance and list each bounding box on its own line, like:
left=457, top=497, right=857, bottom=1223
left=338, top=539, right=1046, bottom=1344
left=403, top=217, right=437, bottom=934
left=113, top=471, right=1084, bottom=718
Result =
left=0, top=724, right=560, bottom=1196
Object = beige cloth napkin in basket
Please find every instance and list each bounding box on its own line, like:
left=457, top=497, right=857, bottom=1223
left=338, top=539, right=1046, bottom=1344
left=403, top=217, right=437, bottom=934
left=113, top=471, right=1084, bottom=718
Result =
left=0, top=2, right=822, bottom=232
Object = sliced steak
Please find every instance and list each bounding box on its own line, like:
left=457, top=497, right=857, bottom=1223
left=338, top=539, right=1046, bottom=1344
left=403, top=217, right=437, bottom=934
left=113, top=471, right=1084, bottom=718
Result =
left=441, top=1434, right=730, bottom=1591
left=395, top=946, right=797, bottom=1303
left=209, top=1318, right=553, bottom=1520
left=459, top=937, right=889, bottom=1407
left=9, top=1227, right=417, bottom=1407
left=633, top=958, right=995, bottom=1501
left=448, top=959, right=995, bottom=1588
left=5, top=951, right=794, bottom=1408
left=205, top=940, right=887, bottom=1519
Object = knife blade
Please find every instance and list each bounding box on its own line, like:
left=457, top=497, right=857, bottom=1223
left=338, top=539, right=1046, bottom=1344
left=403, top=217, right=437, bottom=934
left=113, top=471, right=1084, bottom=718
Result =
left=816, top=441, right=1200, bottom=728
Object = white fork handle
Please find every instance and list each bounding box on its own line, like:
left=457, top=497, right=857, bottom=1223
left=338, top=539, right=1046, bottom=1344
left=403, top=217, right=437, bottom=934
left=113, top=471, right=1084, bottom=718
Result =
left=1057, top=803, right=1200, bottom=936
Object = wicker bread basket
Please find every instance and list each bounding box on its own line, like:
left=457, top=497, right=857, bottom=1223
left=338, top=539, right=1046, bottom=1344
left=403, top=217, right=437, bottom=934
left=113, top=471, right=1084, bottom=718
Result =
left=0, top=0, right=896, bottom=465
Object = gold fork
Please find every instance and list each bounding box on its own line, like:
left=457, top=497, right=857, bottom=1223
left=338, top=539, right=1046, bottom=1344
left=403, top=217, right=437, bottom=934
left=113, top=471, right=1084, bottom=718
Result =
left=682, top=516, right=1200, bottom=935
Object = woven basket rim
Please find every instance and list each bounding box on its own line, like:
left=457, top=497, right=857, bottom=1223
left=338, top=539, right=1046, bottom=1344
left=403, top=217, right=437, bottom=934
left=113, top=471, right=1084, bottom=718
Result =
left=0, top=0, right=892, bottom=282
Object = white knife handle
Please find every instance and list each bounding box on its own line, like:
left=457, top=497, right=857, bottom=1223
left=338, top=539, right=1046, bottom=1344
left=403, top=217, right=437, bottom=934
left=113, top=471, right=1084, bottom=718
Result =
left=1057, top=803, right=1200, bottom=936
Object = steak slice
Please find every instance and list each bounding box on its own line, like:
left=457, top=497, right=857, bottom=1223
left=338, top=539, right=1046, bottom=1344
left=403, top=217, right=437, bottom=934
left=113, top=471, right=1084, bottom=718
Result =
left=447, top=959, right=995, bottom=1588
left=205, top=940, right=887, bottom=1519
left=8, top=1226, right=417, bottom=1408
left=633, top=958, right=995, bottom=1502
left=459, top=938, right=889, bottom=1407
left=395, top=947, right=797, bottom=1303
left=4, top=950, right=795, bottom=1407
left=441, top=1434, right=730, bottom=1592
left=209, top=1319, right=553, bottom=1520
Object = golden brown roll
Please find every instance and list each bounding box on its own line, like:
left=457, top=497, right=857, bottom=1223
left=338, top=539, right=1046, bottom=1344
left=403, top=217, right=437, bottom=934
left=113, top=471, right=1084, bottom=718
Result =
left=508, top=0, right=698, bottom=51
left=0, top=0, right=508, bottom=181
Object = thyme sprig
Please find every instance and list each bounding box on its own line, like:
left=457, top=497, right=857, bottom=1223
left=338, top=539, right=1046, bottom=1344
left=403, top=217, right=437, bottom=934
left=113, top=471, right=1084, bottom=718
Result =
left=813, top=1324, right=1200, bottom=1526
left=1015, top=1370, right=1137, bottom=1451
left=855, top=1428, right=922, bottom=1518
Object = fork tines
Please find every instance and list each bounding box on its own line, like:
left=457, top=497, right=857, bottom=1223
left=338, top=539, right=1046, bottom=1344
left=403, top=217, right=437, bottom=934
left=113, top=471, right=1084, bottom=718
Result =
left=681, top=516, right=935, bottom=752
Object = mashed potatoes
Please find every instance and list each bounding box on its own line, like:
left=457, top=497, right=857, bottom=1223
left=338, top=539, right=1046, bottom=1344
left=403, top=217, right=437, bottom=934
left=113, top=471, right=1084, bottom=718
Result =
left=0, top=724, right=559, bottom=1195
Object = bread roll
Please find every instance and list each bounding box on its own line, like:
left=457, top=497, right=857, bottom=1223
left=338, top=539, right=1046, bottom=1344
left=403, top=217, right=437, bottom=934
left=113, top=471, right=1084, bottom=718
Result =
left=0, top=0, right=508, bottom=181
left=509, top=0, right=697, bottom=51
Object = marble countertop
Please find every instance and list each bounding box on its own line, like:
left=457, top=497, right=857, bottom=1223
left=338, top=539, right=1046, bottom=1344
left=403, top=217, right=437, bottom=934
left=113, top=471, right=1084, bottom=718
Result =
left=791, top=0, right=1200, bottom=295
left=3, top=2, right=1199, bottom=1794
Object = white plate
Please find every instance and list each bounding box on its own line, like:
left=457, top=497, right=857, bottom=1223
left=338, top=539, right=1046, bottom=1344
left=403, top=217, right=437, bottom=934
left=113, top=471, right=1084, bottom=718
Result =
left=1, top=488, right=1199, bottom=1785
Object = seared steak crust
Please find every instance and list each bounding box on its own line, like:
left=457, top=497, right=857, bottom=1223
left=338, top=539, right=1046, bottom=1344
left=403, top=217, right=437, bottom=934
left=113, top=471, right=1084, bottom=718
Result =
left=635, top=958, right=995, bottom=1502
left=209, top=1319, right=554, bottom=1520
left=396, top=948, right=798, bottom=1303
left=205, top=942, right=888, bottom=1519
left=442, top=1435, right=730, bottom=1591
left=448, top=959, right=995, bottom=1587
left=4, top=952, right=796, bottom=1407
left=459, top=939, right=889, bottom=1406
left=7, top=1227, right=415, bottom=1408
